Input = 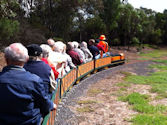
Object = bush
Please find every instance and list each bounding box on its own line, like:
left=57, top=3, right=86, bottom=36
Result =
left=0, top=18, right=19, bottom=40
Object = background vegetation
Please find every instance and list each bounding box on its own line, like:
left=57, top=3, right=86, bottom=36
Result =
left=0, top=0, right=167, bottom=48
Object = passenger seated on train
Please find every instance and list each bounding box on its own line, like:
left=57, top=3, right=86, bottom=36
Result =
left=66, top=43, right=83, bottom=66
left=62, top=43, right=76, bottom=73
left=94, top=39, right=110, bottom=58
left=0, top=43, right=56, bottom=125
left=98, top=35, right=109, bottom=53
left=47, top=38, right=55, bottom=51
left=80, top=41, right=93, bottom=62
left=24, top=44, right=56, bottom=99
left=40, top=44, right=59, bottom=90
left=88, top=39, right=100, bottom=59
left=72, top=41, right=86, bottom=63
left=49, top=41, right=66, bottom=77
left=98, top=35, right=111, bottom=57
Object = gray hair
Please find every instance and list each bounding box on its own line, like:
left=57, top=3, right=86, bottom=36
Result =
left=80, top=41, right=87, bottom=48
left=4, top=43, right=29, bottom=62
left=40, top=44, right=52, bottom=58
left=72, top=41, right=79, bottom=48
left=54, top=41, right=64, bottom=53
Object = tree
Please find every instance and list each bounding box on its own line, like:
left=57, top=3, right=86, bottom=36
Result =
left=99, top=0, right=121, bottom=41
left=0, top=0, right=20, bottom=45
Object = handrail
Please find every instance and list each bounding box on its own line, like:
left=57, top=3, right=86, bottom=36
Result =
left=42, top=54, right=125, bottom=125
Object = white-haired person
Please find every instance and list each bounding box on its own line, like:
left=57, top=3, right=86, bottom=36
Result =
left=48, top=41, right=66, bottom=77
left=72, top=41, right=86, bottom=63
left=24, top=44, right=56, bottom=99
left=80, top=41, right=93, bottom=62
left=40, top=44, right=59, bottom=90
left=0, top=43, right=56, bottom=125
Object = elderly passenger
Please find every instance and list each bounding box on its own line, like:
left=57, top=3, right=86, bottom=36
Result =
left=24, top=44, right=56, bottom=99
left=62, top=43, right=76, bottom=73
left=40, top=44, right=59, bottom=90
left=0, top=43, right=55, bottom=125
left=66, top=43, right=83, bottom=66
left=80, top=41, right=93, bottom=62
left=88, top=39, right=100, bottom=59
left=72, top=41, right=86, bottom=63
left=48, top=41, right=66, bottom=77
left=47, top=38, right=55, bottom=50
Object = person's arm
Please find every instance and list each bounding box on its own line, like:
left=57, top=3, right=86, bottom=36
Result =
left=67, top=55, right=76, bottom=69
left=86, top=49, right=93, bottom=59
left=33, top=78, right=56, bottom=116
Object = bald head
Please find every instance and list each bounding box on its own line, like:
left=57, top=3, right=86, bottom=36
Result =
left=47, top=39, right=55, bottom=47
left=4, top=43, right=29, bottom=66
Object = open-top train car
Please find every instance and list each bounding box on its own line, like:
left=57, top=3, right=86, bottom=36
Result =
left=42, top=53, right=125, bottom=125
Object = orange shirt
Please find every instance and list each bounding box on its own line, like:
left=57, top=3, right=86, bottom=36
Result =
left=98, top=40, right=108, bottom=53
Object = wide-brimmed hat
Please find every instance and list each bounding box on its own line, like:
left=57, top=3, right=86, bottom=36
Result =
left=99, top=35, right=106, bottom=40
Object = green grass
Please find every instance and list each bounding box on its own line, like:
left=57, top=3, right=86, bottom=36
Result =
left=119, top=92, right=167, bottom=124
left=139, top=50, right=167, bottom=58
left=153, top=59, right=167, bottom=64
left=131, top=114, right=167, bottom=125
left=119, top=92, right=149, bottom=105
left=119, top=92, right=167, bottom=114
left=125, top=75, right=148, bottom=84
left=133, top=104, right=166, bottom=114
left=125, top=72, right=167, bottom=96
left=149, top=64, right=167, bottom=70
left=116, top=82, right=131, bottom=87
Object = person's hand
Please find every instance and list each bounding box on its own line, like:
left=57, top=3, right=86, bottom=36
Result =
left=52, top=103, right=57, bottom=110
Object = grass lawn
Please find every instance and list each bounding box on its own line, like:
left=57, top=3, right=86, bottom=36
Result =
left=118, top=48, right=167, bottom=124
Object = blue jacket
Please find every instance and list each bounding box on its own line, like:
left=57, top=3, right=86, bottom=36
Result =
left=88, top=45, right=100, bottom=59
left=24, top=61, right=51, bottom=96
left=0, top=65, right=53, bottom=125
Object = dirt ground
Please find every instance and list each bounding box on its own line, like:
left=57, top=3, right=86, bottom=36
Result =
left=55, top=46, right=167, bottom=125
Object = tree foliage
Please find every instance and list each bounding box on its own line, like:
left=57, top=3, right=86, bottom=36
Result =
left=0, top=0, right=167, bottom=47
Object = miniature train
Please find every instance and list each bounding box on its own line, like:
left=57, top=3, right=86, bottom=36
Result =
left=42, top=53, right=125, bottom=125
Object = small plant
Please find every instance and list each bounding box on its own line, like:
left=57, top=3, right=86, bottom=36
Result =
left=120, top=88, right=127, bottom=91
left=88, top=88, right=103, bottom=96
left=77, top=100, right=97, bottom=105
left=120, top=71, right=133, bottom=77
left=116, top=82, right=131, bottom=87
left=77, top=106, right=94, bottom=113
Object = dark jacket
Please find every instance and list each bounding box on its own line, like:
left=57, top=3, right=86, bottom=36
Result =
left=67, top=50, right=83, bottom=66
left=24, top=61, right=51, bottom=96
left=88, top=45, right=100, bottom=59
left=0, top=65, right=53, bottom=125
